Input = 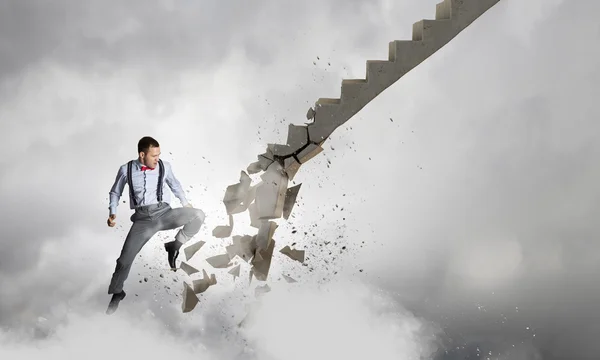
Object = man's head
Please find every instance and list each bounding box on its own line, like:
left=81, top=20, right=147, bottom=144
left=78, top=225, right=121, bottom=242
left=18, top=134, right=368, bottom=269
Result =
left=137, top=136, right=160, bottom=168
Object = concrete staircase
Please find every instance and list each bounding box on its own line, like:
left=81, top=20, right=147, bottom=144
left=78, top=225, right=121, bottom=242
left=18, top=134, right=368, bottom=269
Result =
left=180, top=0, right=502, bottom=312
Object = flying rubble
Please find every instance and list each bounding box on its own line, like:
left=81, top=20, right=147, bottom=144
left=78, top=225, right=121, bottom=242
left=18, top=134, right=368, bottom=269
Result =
left=178, top=0, right=502, bottom=313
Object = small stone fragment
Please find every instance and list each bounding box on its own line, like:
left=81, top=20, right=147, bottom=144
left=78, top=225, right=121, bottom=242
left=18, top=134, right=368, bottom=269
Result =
left=206, top=253, right=231, bottom=268
left=280, top=245, right=305, bottom=263
left=247, top=161, right=263, bottom=174
left=180, top=261, right=200, bottom=276
left=212, top=214, right=233, bottom=238
left=306, top=107, right=315, bottom=120
left=283, top=184, right=302, bottom=220
left=228, top=264, right=241, bottom=278
left=182, top=282, right=199, bottom=313
left=282, top=274, right=297, bottom=283
left=184, top=240, right=206, bottom=261
left=192, top=269, right=217, bottom=294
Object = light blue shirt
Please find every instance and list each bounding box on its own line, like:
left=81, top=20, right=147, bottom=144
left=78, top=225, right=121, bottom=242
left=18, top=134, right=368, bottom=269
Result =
left=108, top=159, right=189, bottom=215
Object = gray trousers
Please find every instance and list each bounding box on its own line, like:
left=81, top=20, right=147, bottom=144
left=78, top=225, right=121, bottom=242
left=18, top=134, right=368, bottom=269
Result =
left=108, top=202, right=206, bottom=294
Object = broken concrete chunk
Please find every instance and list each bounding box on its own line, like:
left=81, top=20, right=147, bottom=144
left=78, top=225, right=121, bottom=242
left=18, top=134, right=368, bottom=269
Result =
left=283, top=156, right=302, bottom=180
left=223, top=171, right=252, bottom=214
left=256, top=154, right=275, bottom=171
left=248, top=269, right=254, bottom=285
left=251, top=239, right=276, bottom=281
left=280, top=245, right=305, bottom=263
left=226, top=235, right=258, bottom=262
left=270, top=124, right=309, bottom=157
left=183, top=240, right=206, bottom=261
left=243, top=183, right=258, bottom=207
left=180, top=261, right=200, bottom=276
left=212, top=214, right=233, bottom=238
left=296, top=143, right=323, bottom=164
left=256, top=221, right=278, bottom=250
left=306, top=107, right=315, bottom=120
left=228, top=264, right=241, bottom=278
left=255, top=161, right=289, bottom=220
left=206, top=253, right=232, bottom=268
left=283, top=183, right=302, bottom=220
left=182, top=282, right=199, bottom=313
left=248, top=201, right=264, bottom=228
left=192, top=269, right=217, bottom=294
left=255, top=284, right=271, bottom=297
left=282, top=274, right=297, bottom=283
left=247, top=161, right=263, bottom=174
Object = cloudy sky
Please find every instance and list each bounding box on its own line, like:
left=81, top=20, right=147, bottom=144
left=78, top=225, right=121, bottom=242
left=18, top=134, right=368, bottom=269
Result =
left=1, top=0, right=599, bottom=359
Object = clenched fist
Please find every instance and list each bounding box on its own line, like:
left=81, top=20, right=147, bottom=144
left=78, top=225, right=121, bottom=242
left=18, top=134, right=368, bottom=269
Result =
left=107, top=214, right=116, bottom=227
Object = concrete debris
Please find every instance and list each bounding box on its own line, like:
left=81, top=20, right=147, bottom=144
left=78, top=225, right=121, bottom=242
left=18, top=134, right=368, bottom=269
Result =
left=251, top=238, right=276, bottom=281
left=180, top=261, right=200, bottom=276
left=255, top=161, right=289, bottom=220
left=206, top=253, right=232, bottom=268
left=296, top=143, right=323, bottom=164
left=182, top=282, right=199, bottom=313
left=283, top=156, right=302, bottom=180
left=212, top=214, right=233, bottom=238
left=255, top=284, right=271, bottom=297
left=248, top=269, right=254, bottom=285
left=248, top=201, right=263, bottom=228
left=226, top=235, right=258, bottom=262
left=247, top=161, right=263, bottom=174
left=306, top=107, right=315, bottom=120
left=282, top=274, right=297, bottom=283
left=223, top=171, right=252, bottom=214
left=256, top=147, right=276, bottom=171
left=256, top=221, right=278, bottom=250
left=243, top=183, right=258, bottom=207
left=183, top=240, right=206, bottom=261
left=228, top=264, right=241, bottom=278
left=192, top=269, right=217, bottom=294
left=269, top=124, right=309, bottom=157
left=280, top=245, right=305, bottom=263
left=283, top=183, right=302, bottom=220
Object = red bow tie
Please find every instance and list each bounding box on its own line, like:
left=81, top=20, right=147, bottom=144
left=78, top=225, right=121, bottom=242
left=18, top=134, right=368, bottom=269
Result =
left=141, top=166, right=154, bottom=171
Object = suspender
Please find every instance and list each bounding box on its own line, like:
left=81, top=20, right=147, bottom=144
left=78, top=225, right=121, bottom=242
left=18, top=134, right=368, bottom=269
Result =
left=127, top=159, right=165, bottom=207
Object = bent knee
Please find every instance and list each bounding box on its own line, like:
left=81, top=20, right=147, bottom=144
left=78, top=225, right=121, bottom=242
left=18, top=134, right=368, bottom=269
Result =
left=195, top=209, right=206, bottom=223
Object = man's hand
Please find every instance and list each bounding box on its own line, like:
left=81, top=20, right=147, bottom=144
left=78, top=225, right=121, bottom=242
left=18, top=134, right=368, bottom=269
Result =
left=107, top=214, right=116, bottom=227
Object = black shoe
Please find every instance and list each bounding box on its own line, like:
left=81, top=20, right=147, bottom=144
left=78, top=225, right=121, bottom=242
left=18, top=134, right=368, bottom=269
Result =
left=106, top=291, right=126, bottom=315
left=164, top=240, right=181, bottom=271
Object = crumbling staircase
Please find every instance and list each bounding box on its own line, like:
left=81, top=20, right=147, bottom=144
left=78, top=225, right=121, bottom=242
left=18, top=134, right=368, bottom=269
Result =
left=180, top=0, right=501, bottom=313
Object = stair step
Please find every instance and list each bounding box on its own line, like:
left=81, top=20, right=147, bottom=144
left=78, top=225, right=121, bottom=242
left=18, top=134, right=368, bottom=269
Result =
left=316, top=98, right=341, bottom=106
left=388, top=40, right=429, bottom=71
left=435, top=0, right=452, bottom=20
left=412, top=19, right=453, bottom=42
left=340, top=79, right=370, bottom=103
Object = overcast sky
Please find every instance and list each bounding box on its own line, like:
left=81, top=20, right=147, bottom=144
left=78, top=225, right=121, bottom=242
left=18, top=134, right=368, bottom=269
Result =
left=1, top=0, right=599, bottom=359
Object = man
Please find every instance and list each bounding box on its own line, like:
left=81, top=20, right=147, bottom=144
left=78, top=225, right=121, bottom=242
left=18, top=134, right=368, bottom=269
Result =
left=105, top=136, right=206, bottom=315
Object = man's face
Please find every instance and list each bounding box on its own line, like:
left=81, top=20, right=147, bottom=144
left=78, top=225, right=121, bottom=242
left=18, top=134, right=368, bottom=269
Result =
left=140, top=146, right=161, bottom=168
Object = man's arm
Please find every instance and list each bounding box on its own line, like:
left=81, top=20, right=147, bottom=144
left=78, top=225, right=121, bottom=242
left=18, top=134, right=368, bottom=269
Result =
left=109, top=165, right=127, bottom=215
left=164, top=162, right=189, bottom=207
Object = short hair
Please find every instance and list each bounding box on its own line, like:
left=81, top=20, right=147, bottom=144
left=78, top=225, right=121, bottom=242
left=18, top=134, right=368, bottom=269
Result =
left=138, top=136, right=160, bottom=154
